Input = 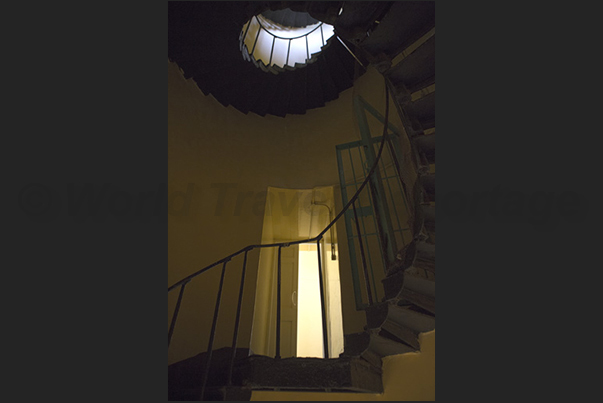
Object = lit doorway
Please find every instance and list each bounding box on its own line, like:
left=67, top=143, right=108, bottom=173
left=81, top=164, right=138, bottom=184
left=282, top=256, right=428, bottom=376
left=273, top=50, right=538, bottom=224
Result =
left=297, top=242, right=343, bottom=358
left=250, top=187, right=344, bottom=359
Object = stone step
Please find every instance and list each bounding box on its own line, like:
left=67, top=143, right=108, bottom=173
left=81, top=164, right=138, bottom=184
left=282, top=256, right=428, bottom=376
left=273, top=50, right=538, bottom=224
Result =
left=387, top=34, right=435, bottom=94
left=382, top=269, right=435, bottom=304
left=360, top=1, right=436, bottom=59
left=236, top=355, right=383, bottom=393
left=416, top=240, right=435, bottom=261
left=365, top=303, right=436, bottom=349
left=387, top=239, right=435, bottom=276
left=400, top=288, right=435, bottom=314
left=420, top=172, right=435, bottom=196
left=413, top=132, right=436, bottom=165
left=423, top=204, right=436, bottom=233
left=343, top=331, right=416, bottom=368
left=171, top=386, right=252, bottom=401
left=407, top=91, right=435, bottom=130
left=168, top=348, right=253, bottom=400
left=404, top=270, right=435, bottom=298
left=332, top=2, right=393, bottom=44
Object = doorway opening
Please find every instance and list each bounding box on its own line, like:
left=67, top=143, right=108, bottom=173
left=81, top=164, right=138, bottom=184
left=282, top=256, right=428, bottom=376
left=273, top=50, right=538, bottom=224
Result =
left=296, top=242, right=343, bottom=358
left=250, top=186, right=344, bottom=359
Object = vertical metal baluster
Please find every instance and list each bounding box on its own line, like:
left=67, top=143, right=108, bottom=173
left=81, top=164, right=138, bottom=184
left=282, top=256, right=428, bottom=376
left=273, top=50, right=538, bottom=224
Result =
left=339, top=147, right=368, bottom=310
left=320, top=24, right=324, bottom=47
left=306, top=35, right=310, bottom=62
left=385, top=134, right=405, bottom=188
left=286, top=39, right=291, bottom=66
left=199, top=259, right=229, bottom=401
left=378, top=141, right=404, bottom=249
left=227, top=250, right=249, bottom=386
left=352, top=202, right=374, bottom=306
left=353, top=146, right=380, bottom=303
left=242, top=20, right=252, bottom=46
left=316, top=238, right=329, bottom=359
left=276, top=246, right=282, bottom=359
left=385, top=132, right=404, bottom=195
left=168, top=281, right=188, bottom=347
left=269, top=36, right=276, bottom=65
left=357, top=146, right=384, bottom=302
left=251, top=24, right=261, bottom=56
left=386, top=133, right=413, bottom=227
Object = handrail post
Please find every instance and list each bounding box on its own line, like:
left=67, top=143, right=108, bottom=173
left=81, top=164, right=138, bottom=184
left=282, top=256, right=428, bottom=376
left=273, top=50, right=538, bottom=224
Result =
left=166, top=81, right=395, bottom=381
left=242, top=20, right=252, bottom=45
left=353, top=94, right=397, bottom=267
left=251, top=18, right=261, bottom=56
left=269, top=36, right=276, bottom=65
left=316, top=238, right=329, bottom=359
left=168, top=281, right=188, bottom=347
left=199, top=259, right=229, bottom=401
left=305, top=35, right=310, bottom=62
left=336, top=35, right=367, bottom=69
left=286, top=39, right=291, bottom=66
left=227, top=250, right=249, bottom=386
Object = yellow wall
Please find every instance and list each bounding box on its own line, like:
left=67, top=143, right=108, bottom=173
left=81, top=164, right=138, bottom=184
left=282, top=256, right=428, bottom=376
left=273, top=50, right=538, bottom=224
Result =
left=167, top=55, right=419, bottom=371
left=168, top=54, right=434, bottom=400
left=251, top=330, right=435, bottom=401
left=168, top=60, right=393, bottom=364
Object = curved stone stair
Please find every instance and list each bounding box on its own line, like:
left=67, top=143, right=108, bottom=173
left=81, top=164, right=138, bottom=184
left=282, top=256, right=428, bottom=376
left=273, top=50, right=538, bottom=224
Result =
left=366, top=303, right=436, bottom=350
left=414, top=132, right=436, bottom=165
left=235, top=355, right=382, bottom=393
left=356, top=1, right=435, bottom=59
left=421, top=173, right=436, bottom=202
left=169, top=347, right=384, bottom=400
left=407, top=91, right=436, bottom=131
left=168, top=1, right=436, bottom=400
left=388, top=35, right=436, bottom=97
left=168, top=348, right=254, bottom=401
left=342, top=330, right=416, bottom=368
left=333, top=0, right=437, bottom=384
left=168, top=1, right=363, bottom=118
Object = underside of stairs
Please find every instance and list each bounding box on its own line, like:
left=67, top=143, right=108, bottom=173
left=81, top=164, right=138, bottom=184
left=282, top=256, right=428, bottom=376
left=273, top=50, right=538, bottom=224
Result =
left=168, top=1, right=436, bottom=400
left=168, top=1, right=363, bottom=118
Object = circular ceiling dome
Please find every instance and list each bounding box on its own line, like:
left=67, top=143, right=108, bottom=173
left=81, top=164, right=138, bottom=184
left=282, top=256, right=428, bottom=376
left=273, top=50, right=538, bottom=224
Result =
left=240, top=8, right=335, bottom=72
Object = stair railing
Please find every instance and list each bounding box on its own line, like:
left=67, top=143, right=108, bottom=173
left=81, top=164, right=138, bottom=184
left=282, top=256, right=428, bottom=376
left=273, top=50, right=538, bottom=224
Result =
left=240, top=14, right=329, bottom=68
left=168, top=80, right=398, bottom=399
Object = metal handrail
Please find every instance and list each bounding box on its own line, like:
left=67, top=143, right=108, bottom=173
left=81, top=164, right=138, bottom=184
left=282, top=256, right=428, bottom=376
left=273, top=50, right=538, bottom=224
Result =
left=169, top=80, right=397, bottom=400
left=254, top=15, right=325, bottom=41
left=241, top=15, right=330, bottom=68
left=167, top=87, right=390, bottom=293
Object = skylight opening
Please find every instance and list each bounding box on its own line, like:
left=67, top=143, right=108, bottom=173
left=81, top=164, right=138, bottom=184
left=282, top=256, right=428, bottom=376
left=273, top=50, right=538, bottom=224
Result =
left=240, top=10, right=335, bottom=71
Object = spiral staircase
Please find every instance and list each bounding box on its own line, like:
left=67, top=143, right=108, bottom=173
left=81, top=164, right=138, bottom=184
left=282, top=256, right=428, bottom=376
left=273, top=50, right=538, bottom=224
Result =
left=168, top=1, right=436, bottom=400
left=168, top=2, right=363, bottom=118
